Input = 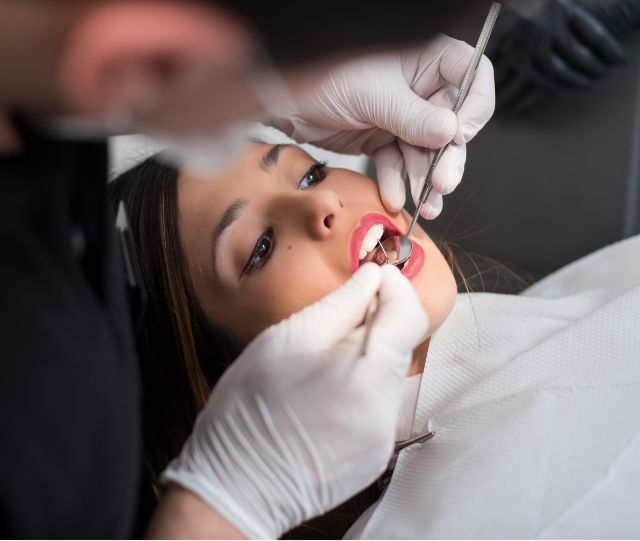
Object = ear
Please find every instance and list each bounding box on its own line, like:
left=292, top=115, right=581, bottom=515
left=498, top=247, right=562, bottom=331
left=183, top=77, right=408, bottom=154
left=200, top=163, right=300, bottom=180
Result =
left=58, top=1, right=253, bottom=117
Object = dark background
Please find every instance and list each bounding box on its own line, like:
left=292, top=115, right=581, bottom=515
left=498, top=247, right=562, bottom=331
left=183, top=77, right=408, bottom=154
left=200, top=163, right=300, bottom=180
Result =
left=390, top=32, right=640, bottom=294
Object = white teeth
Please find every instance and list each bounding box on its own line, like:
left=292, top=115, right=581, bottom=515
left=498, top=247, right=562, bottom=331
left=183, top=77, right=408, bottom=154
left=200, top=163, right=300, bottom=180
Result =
left=358, top=224, right=385, bottom=261
left=362, top=235, right=378, bottom=252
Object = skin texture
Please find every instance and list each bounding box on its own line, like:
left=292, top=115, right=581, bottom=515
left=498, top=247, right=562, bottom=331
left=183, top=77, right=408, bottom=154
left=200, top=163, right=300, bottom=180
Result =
left=178, top=143, right=457, bottom=373
left=146, top=484, right=244, bottom=539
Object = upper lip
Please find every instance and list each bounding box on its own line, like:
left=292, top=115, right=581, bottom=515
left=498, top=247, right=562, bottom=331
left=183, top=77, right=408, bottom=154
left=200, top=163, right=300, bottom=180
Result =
left=349, top=213, right=401, bottom=273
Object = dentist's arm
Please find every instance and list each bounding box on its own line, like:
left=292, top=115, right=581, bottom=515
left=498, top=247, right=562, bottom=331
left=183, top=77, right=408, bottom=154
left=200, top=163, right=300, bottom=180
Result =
left=153, top=264, right=427, bottom=539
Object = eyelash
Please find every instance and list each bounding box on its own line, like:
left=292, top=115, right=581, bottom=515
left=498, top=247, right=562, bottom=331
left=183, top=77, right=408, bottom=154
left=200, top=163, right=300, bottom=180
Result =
left=298, top=160, right=328, bottom=190
left=240, top=228, right=275, bottom=279
left=241, top=160, right=329, bottom=279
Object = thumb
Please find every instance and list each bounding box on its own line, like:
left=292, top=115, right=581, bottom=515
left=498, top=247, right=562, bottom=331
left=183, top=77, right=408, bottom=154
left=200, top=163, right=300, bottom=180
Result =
left=365, top=265, right=429, bottom=373
left=263, top=263, right=383, bottom=355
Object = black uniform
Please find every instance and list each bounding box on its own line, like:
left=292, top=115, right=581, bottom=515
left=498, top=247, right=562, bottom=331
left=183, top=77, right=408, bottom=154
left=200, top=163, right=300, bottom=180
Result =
left=0, top=120, right=144, bottom=537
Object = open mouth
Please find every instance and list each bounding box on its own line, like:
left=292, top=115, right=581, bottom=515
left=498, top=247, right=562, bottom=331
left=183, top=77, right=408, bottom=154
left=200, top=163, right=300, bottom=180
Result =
left=350, top=213, right=425, bottom=280
left=358, top=225, right=404, bottom=268
left=350, top=213, right=404, bottom=272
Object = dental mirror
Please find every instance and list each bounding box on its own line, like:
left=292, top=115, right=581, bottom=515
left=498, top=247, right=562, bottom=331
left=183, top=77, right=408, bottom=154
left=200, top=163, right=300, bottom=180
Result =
left=385, top=2, right=501, bottom=268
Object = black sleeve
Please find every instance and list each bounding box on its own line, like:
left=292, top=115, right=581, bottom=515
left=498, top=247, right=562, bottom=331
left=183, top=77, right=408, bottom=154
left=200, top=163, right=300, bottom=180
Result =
left=0, top=135, right=142, bottom=538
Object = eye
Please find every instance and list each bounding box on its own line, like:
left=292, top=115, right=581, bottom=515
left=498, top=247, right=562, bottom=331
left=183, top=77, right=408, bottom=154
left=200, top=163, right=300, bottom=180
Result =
left=240, top=228, right=275, bottom=279
left=297, top=161, right=328, bottom=190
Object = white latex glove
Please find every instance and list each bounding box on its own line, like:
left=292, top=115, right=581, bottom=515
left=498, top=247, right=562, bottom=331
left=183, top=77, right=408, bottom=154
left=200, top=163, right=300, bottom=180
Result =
left=270, top=34, right=495, bottom=220
left=162, top=263, right=428, bottom=539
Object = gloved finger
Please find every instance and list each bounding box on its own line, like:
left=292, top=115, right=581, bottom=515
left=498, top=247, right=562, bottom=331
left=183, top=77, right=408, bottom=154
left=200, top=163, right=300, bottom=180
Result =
left=373, top=142, right=406, bottom=213
left=266, top=263, right=383, bottom=355
left=510, top=86, right=548, bottom=114
left=433, top=38, right=495, bottom=145
left=420, top=192, right=444, bottom=221
left=591, top=0, right=640, bottom=36
left=555, top=31, right=609, bottom=79
left=402, top=140, right=466, bottom=199
left=365, top=265, right=429, bottom=369
left=402, top=144, right=428, bottom=213
left=453, top=56, right=496, bottom=145
left=499, top=70, right=552, bottom=114
left=408, top=168, right=444, bottom=220
left=327, top=325, right=366, bottom=363
left=548, top=2, right=609, bottom=78
left=517, top=14, right=593, bottom=90
left=534, top=48, right=593, bottom=88
left=388, top=83, right=457, bottom=149
left=432, top=142, right=466, bottom=196
left=570, top=2, right=627, bottom=65
left=398, top=141, right=428, bottom=203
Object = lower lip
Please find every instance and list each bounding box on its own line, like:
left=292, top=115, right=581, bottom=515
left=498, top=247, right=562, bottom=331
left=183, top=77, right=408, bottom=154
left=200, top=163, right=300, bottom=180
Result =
left=400, top=239, right=425, bottom=280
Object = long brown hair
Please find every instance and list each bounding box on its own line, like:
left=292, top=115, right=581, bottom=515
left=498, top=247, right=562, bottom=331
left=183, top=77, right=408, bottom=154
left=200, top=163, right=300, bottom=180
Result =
left=110, top=155, right=239, bottom=488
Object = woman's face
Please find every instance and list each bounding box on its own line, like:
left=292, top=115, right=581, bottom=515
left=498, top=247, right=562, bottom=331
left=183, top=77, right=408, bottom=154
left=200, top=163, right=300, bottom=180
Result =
left=178, top=143, right=457, bottom=345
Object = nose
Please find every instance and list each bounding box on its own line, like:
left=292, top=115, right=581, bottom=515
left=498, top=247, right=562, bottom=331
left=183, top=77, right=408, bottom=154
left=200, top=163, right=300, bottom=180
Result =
left=294, top=189, right=342, bottom=240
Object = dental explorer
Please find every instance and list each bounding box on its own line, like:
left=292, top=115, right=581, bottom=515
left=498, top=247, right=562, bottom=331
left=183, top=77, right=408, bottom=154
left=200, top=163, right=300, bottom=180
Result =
left=388, top=2, right=502, bottom=267
left=360, top=3, right=501, bottom=370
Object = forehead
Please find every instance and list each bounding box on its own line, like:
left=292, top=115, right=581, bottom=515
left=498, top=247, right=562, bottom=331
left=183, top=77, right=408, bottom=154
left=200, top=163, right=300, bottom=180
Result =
left=179, top=143, right=268, bottom=212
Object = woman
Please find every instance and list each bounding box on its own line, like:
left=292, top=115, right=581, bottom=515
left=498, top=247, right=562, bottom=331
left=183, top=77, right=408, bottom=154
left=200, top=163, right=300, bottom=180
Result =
left=111, top=142, right=640, bottom=538
left=110, top=141, right=460, bottom=537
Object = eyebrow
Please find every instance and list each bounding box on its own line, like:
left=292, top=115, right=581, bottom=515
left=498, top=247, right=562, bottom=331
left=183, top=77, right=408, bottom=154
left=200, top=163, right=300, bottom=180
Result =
left=259, top=143, right=293, bottom=171
left=211, top=198, right=248, bottom=275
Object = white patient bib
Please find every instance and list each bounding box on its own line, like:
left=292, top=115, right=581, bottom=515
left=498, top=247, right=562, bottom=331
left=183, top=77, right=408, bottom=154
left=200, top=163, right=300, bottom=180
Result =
left=350, top=242, right=640, bottom=539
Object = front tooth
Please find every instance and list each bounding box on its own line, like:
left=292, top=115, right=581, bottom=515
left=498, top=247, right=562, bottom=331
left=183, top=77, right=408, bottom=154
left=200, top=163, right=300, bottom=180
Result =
left=359, top=224, right=386, bottom=258
left=364, top=225, right=385, bottom=250
left=362, top=235, right=378, bottom=252
left=370, top=224, right=384, bottom=239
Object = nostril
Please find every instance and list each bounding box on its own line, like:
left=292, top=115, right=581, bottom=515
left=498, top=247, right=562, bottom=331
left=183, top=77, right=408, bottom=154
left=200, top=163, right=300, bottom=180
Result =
left=324, top=214, right=334, bottom=229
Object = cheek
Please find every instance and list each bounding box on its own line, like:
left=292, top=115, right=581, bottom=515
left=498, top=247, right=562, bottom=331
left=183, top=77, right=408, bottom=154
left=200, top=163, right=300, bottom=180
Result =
left=230, top=248, right=347, bottom=343
left=411, top=235, right=457, bottom=336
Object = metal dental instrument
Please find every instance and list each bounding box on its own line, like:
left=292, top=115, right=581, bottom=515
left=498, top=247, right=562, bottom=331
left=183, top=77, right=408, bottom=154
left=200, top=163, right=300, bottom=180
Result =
left=361, top=4, right=501, bottom=355
left=376, top=238, right=390, bottom=264
left=378, top=431, right=435, bottom=490
left=360, top=240, right=390, bottom=356
left=389, top=2, right=502, bottom=267
left=394, top=431, right=434, bottom=452
left=360, top=296, right=379, bottom=356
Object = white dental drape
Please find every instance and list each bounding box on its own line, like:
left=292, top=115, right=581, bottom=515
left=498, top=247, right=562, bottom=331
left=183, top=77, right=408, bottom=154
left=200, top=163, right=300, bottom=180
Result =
left=347, top=234, right=640, bottom=539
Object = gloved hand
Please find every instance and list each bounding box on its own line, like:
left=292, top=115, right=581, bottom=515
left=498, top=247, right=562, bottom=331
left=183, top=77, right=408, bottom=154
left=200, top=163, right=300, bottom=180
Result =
left=269, top=34, right=495, bottom=221
left=162, top=263, right=428, bottom=539
left=581, top=0, right=640, bottom=35
left=489, top=0, right=627, bottom=114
